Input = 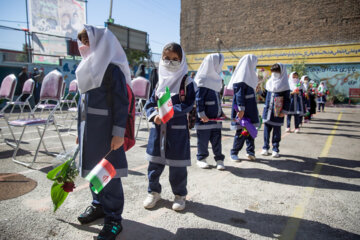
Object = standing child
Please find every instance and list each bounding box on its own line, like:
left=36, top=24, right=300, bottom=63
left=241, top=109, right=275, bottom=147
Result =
left=301, top=75, right=311, bottom=122
left=194, top=53, right=225, bottom=170
left=228, top=54, right=260, bottom=161
left=143, top=43, right=195, bottom=211
left=286, top=72, right=304, bottom=133
left=317, top=81, right=327, bottom=112
left=261, top=63, right=290, bottom=158
left=76, top=25, right=132, bottom=240
left=308, top=80, right=317, bottom=119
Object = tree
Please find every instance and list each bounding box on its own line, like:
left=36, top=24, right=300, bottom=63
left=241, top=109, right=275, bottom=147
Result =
left=125, top=43, right=151, bottom=66
left=291, top=57, right=307, bottom=76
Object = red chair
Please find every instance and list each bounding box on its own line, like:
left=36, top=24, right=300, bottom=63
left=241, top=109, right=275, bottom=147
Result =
left=9, top=78, right=35, bottom=119
left=9, top=70, right=66, bottom=167
left=0, top=74, right=17, bottom=143
left=132, top=77, right=150, bottom=138
left=221, top=86, right=234, bottom=108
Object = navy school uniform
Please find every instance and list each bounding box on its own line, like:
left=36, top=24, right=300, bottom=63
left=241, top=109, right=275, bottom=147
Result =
left=230, top=82, right=259, bottom=156
left=287, top=90, right=304, bottom=128
left=77, top=64, right=129, bottom=223
left=144, top=77, right=195, bottom=196
left=195, top=87, right=224, bottom=161
left=262, top=89, right=290, bottom=152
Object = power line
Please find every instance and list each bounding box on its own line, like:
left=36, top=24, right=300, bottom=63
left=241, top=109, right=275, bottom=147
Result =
left=0, top=19, right=27, bottom=24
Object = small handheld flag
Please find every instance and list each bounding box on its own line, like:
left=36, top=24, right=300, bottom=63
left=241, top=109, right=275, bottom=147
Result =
left=157, top=87, right=174, bottom=124
left=85, top=158, right=116, bottom=194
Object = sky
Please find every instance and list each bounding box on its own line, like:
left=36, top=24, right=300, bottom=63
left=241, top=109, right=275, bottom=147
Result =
left=0, top=0, right=181, bottom=54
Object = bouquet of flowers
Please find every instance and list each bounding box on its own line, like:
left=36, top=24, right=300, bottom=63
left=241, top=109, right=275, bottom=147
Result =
left=47, top=147, right=79, bottom=212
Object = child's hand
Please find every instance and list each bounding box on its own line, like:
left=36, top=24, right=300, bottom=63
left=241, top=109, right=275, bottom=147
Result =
left=237, top=111, right=245, bottom=119
left=201, top=116, right=209, bottom=123
left=111, top=136, right=124, bottom=150
left=154, top=115, right=162, bottom=125
left=76, top=137, right=79, bottom=144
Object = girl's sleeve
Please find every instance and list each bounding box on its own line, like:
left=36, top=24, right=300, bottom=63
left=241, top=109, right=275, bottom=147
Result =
left=144, top=90, right=158, bottom=123
left=196, top=87, right=207, bottom=118
left=282, top=90, right=291, bottom=114
left=111, top=67, right=129, bottom=137
left=235, top=82, right=247, bottom=111
left=173, top=81, right=195, bottom=117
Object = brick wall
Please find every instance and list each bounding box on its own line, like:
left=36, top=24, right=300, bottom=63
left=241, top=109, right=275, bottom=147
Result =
left=180, top=0, right=360, bottom=53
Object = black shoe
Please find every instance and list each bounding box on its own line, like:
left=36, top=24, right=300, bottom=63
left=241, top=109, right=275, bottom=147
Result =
left=77, top=204, right=105, bottom=224
left=97, top=221, right=122, bottom=240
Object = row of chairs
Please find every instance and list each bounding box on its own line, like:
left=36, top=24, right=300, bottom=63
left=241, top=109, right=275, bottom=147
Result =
left=0, top=73, right=154, bottom=168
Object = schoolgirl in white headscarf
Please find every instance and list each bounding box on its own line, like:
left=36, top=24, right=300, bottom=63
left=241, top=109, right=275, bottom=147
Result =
left=193, top=53, right=226, bottom=170
left=265, top=63, right=290, bottom=93
left=228, top=54, right=258, bottom=91
left=76, top=24, right=132, bottom=93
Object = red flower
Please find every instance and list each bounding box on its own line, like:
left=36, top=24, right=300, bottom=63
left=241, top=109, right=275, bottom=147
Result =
left=62, top=181, right=75, bottom=192
left=241, top=130, right=249, bottom=136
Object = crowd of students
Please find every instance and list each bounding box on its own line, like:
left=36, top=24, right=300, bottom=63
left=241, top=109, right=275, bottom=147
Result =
left=74, top=25, right=328, bottom=240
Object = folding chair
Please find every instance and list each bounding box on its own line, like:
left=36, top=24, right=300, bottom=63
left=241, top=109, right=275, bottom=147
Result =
left=36, top=81, right=65, bottom=117
left=221, top=86, right=234, bottom=108
left=132, top=76, right=150, bottom=138
left=0, top=74, right=17, bottom=144
left=9, top=78, right=35, bottom=119
left=9, top=70, right=66, bottom=167
left=60, top=80, right=79, bottom=131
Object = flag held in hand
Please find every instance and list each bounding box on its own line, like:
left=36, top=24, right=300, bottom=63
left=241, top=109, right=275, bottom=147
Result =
left=85, top=158, right=116, bottom=194
left=157, top=87, right=174, bottom=123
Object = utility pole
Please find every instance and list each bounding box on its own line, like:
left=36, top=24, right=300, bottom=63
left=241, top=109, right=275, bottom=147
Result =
left=108, top=0, right=114, bottom=23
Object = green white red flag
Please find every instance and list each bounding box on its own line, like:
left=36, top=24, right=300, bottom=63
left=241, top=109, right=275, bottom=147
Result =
left=85, top=158, right=116, bottom=194
left=157, top=87, right=174, bottom=123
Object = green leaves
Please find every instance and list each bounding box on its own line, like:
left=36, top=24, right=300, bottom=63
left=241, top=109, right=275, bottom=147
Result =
left=47, top=160, right=70, bottom=181
left=50, top=182, right=69, bottom=212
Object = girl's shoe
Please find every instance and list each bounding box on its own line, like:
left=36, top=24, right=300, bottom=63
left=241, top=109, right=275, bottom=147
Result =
left=172, top=195, right=186, bottom=211
left=246, top=154, right=256, bottom=161
left=143, top=192, right=161, bottom=209
left=196, top=159, right=210, bottom=169
left=272, top=151, right=280, bottom=158
left=230, top=155, right=241, bottom=162
left=261, top=149, right=270, bottom=156
left=285, top=128, right=291, bottom=133
left=97, top=221, right=122, bottom=240
left=216, top=161, right=226, bottom=170
left=294, top=128, right=300, bottom=133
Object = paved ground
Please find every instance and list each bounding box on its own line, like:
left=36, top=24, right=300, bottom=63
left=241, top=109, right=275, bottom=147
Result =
left=0, top=105, right=360, bottom=240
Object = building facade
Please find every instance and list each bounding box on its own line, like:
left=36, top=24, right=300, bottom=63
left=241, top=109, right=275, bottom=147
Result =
left=181, top=0, right=360, bottom=100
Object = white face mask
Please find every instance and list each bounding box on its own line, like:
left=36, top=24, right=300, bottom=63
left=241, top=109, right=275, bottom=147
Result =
left=272, top=72, right=281, bottom=79
left=79, top=45, right=91, bottom=59
left=293, top=78, right=299, bottom=83
left=160, top=59, right=181, bottom=72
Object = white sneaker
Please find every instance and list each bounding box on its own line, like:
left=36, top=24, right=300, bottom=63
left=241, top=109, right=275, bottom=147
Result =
left=294, top=128, right=300, bottom=133
left=196, top=159, right=210, bottom=169
left=261, top=149, right=270, bottom=156
left=285, top=128, right=291, bottom=133
left=143, top=192, right=161, bottom=209
left=246, top=154, right=256, bottom=161
left=230, top=155, right=241, bottom=162
left=172, top=195, right=186, bottom=211
left=272, top=151, right=280, bottom=158
left=216, top=161, right=226, bottom=170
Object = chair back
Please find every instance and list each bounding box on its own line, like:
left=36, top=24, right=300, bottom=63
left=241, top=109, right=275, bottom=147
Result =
left=132, top=77, right=150, bottom=100
left=22, top=79, right=35, bottom=95
left=223, top=86, right=234, bottom=97
left=0, top=74, right=17, bottom=100
left=40, top=70, right=64, bottom=101
left=69, top=80, right=78, bottom=93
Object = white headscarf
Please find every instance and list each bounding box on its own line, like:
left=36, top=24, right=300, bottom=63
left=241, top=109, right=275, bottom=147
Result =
left=194, top=53, right=224, bottom=92
left=288, top=72, right=300, bottom=91
left=156, top=45, right=188, bottom=97
left=265, top=63, right=290, bottom=92
left=227, top=54, right=258, bottom=90
left=75, top=25, right=132, bottom=94
left=301, top=75, right=309, bottom=91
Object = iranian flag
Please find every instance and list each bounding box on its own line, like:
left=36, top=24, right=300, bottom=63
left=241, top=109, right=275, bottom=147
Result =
left=85, top=158, right=116, bottom=194
left=157, top=87, right=174, bottom=123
